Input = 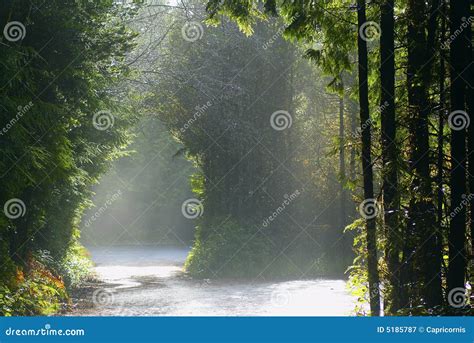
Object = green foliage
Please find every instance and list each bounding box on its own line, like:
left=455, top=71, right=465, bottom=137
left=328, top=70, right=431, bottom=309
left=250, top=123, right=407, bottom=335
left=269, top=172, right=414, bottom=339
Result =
left=185, top=219, right=273, bottom=278
left=201, top=0, right=474, bottom=316
left=0, top=240, right=17, bottom=288
left=0, top=0, right=140, bottom=315
left=150, top=1, right=351, bottom=279
left=345, top=219, right=371, bottom=316
left=190, top=173, right=205, bottom=198
left=58, top=240, right=94, bottom=289
left=0, top=258, right=68, bottom=316
left=0, top=238, right=93, bottom=316
left=1, top=0, right=467, bottom=318
left=185, top=218, right=333, bottom=279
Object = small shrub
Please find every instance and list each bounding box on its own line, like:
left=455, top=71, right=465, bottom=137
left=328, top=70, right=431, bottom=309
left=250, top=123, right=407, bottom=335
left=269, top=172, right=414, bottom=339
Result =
left=58, top=242, right=94, bottom=289
left=0, top=239, right=93, bottom=316
left=0, top=258, right=68, bottom=316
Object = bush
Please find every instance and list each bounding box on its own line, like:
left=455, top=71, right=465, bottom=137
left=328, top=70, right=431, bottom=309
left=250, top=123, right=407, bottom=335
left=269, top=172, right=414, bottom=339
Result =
left=185, top=221, right=330, bottom=279
left=185, top=219, right=330, bottom=279
left=0, top=240, right=17, bottom=288
left=0, top=239, right=93, bottom=316
left=58, top=241, right=94, bottom=289
left=185, top=219, right=272, bottom=278
left=0, top=259, right=68, bottom=316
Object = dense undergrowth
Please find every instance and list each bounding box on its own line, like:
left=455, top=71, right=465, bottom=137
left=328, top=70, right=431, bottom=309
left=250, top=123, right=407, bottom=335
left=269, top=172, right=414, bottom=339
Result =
left=0, top=239, right=93, bottom=316
left=185, top=219, right=334, bottom=279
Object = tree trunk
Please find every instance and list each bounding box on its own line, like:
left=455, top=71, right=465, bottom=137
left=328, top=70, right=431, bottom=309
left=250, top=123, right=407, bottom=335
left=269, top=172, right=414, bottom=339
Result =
left=447, top=0, right=470, bottom=294
left=379, top=0, right=400, bottom=315
left=467, top=2, right=474, bottom=274
left=406, top=0, right=441, bottom=308
left=357, top=0, right=381, bottom=316
left=436, top=0, right=447, bottom=303
left=350, top=99, right=357, bottom=183
left=339, top=88, right=349, bottom=267
left=426, top=0, right=443, bottom=308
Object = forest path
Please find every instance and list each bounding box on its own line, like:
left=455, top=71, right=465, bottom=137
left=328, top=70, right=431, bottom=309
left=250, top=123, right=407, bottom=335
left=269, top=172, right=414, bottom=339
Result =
left=69, top=245, right=356, bottom=316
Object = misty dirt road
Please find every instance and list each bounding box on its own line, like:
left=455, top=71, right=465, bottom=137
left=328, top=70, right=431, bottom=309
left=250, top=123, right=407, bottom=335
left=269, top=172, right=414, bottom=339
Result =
left=69, top=246, right=357, bottom=316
